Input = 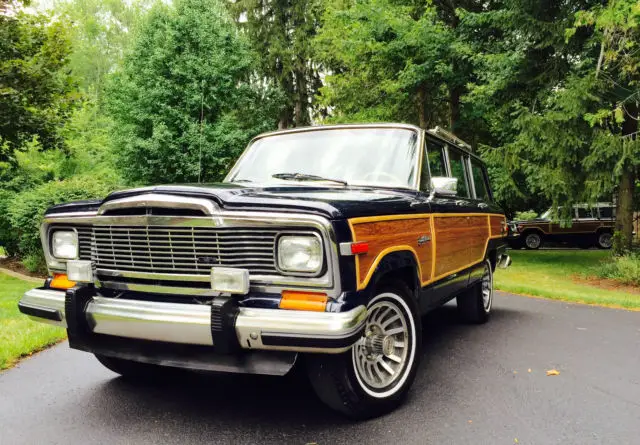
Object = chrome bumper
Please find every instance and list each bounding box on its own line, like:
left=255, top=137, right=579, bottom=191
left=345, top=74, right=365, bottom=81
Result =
left=19, top=288, right=367, bottom=354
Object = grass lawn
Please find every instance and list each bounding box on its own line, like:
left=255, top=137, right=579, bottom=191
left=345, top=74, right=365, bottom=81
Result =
left=495, top=250, right=640, bottom=310
left=0, top=272, right=66, bottom=370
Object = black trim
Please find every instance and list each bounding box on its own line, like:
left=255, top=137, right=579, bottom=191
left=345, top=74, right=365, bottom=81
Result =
left=261, top=326, right=364, bottom=350
left=210, top=296, right=240, bottom=353
left=18, top=302, right=62, bottom=322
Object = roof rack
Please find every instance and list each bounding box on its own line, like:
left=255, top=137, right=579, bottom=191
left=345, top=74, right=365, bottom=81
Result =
left=428, top=126, right=472, bottom=151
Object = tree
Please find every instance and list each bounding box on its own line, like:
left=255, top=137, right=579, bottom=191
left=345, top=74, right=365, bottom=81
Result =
left=52, top=0, right=153, bottom=100
left=107, top=0, right=280, bottom=185
left=230, top=0, right=323, bottom=128
left=315, top=0, right=460, bottom=130
left=464, top=0, right=640, bottom=251
left=0, top=2, right=78, bottom=166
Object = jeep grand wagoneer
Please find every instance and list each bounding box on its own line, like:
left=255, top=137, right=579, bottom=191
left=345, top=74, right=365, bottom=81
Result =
left=19, top=124, right=510, bottom=419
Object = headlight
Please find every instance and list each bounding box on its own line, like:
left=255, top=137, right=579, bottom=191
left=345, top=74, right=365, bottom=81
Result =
left=51, top=230, right=78, bottom=259
left=277, top=235, right=323, bottom=274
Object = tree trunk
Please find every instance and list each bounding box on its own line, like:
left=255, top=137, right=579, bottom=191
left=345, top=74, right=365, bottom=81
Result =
left=614, top=167, right=635, bottom=254
left=449, top=85, right=461, bottom=132
left=417, top=85, right=428, bottom=129
left=615, top=101, right=638, bottom=253
left=294, top=64, right=309, bottom=127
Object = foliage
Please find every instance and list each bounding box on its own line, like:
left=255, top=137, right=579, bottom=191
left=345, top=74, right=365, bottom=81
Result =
left=107, top=0, right=279, bottom=184
left=514, top=210, right=538, bottom=221
left=230, top=0, right=322, bottom=128
left=0, top=4, right=79, bottom=164
left=51, top=0, right=153, bottom=98
left=7, top=175, right=118, bottom=269
left=315, top=0, right=460, bottom=129
left=0, top=271, right=66, bottom=369
left=596, top=253, right=640, bottom=287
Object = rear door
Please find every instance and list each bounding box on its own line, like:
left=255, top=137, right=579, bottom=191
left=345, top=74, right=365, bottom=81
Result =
left=427, top=142, right=487, bottom=296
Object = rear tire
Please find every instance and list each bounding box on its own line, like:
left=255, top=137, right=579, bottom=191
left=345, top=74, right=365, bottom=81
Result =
left=596, top=231, right=613, bottom=249
left=457, top=259, right=493, bottom=324
left=95, top=354, right=168, bottom=380
left=524, top=232, right=543, bottom=250
left=307, top=281, right=421, bottom=419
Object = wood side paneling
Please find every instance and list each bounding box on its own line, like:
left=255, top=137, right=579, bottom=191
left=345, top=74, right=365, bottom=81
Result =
left=490, top=215, right=506, bottom=238
left=348, top=213, right=503, bottom=290
left=351, top=218, right=432, bottom=289
left=433, top=215, right=488, bottom=278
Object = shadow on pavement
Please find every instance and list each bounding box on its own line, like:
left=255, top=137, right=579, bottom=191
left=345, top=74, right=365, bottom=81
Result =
left=91, top=304, right=524, bottom=429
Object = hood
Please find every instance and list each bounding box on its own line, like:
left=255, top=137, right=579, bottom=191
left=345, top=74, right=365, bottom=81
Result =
left=45, top=182, right=422, bottom=220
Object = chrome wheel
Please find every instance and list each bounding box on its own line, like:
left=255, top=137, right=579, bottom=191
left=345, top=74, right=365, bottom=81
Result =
left=352, top=294, right=415, bottom=397
left=481, top=260, right=493, bottom=312
left=525, top=233, right=542, bottom=249
left=598, top=232, right=612, bottom=249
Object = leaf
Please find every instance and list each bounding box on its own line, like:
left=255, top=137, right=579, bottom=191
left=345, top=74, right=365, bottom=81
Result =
left=546, top=369, right=560, bottom=376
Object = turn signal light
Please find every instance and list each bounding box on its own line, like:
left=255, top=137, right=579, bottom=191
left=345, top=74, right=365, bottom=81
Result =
left=50, top=273, right=76, bottom=290
left=279, top=291, right=328, bottom=312
left=350, top=242, right=369, bottom=255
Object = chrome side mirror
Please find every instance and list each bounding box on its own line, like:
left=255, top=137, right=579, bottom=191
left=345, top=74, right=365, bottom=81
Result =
left=430, top=177, right=457, bottom=196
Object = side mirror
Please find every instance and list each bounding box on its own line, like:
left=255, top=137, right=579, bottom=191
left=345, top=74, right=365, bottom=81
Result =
left=430, top=177, right=457, bottom=196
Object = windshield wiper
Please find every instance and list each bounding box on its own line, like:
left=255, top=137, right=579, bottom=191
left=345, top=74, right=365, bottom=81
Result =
left=272, top=172, right=348, bottom=186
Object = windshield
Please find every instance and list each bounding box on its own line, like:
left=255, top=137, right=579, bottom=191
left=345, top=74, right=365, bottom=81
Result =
left=226, top=128, right=420, bottom=188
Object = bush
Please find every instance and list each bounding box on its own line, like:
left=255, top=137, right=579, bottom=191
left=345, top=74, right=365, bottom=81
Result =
left=514, top=210, right=538, bottom=221
left=7, top=175, right=120, bottom=270
left=596, top=253, right=640, bottom=287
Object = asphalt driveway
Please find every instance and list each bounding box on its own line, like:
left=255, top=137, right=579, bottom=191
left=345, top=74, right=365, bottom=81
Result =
left=1, top=292, right=639, bottom=445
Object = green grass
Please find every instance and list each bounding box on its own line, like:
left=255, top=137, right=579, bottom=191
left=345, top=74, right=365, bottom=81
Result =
left=0, top=272, right=66, bottom=370
left=495, top=250, right=640, bottom=310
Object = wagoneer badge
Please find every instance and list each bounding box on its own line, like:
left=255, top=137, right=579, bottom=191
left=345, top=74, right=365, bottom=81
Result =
left=417, top=235, right=431, bottom=246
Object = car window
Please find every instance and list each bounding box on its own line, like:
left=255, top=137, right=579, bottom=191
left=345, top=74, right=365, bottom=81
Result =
left=470, top=159, right=490, bottom=201
left=447, top=147, right=470, bottom=197
left=420, top=141, right=447, bottom=192
left=599, top=207, right=614, bottom=219
left=577, top=207, right=593, bottom=219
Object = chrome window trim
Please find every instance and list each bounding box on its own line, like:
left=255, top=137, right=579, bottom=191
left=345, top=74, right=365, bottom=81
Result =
left=42, top=208, right=342, bottom=298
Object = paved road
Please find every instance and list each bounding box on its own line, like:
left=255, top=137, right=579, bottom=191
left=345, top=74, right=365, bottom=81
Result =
left=2, top=292, right=639, bottom=445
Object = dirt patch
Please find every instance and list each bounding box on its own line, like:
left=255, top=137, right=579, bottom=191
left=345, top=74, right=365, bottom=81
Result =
left=0, top=257, right=46, bottom=280
left=572, top=274, right=640, bottom=295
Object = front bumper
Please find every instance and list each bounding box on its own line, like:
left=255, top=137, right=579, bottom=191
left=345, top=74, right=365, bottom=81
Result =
left=19, top=288, right=367, bottom=354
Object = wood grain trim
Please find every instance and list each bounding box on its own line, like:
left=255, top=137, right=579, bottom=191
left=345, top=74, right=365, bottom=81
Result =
left=348, top=212, right=507, bottom=291
left=349, top=217, right=433, bottom=290
left=489, top=215, right=507, bottom=238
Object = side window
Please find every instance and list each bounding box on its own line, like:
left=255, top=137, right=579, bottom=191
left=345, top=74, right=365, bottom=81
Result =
left=447, top=147, right=470, bottom=197
left=470, top=159, right=491, bottom=201
left=599, top=207, right=614, bottom=219
left=577, top=208, right=593, bottom=219
left=420, top=141, right=447, bottom=191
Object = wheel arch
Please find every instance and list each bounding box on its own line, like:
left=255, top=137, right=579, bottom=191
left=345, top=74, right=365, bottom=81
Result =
left=367, top=250, right=421, bottom=302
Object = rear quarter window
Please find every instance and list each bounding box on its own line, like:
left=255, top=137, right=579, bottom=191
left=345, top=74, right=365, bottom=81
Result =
left=470, top=160, right=491, bottom=201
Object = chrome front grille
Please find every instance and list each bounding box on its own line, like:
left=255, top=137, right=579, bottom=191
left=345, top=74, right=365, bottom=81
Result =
left=77, top=225, right=280, bottom=275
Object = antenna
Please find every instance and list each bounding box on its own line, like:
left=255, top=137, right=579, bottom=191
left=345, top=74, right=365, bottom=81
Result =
left=198, top=81, right=204, bottom=183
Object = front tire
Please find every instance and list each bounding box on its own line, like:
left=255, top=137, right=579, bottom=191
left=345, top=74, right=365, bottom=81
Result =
left=307, top=282, right=421, bottom=419
left=457, top=259, right=493, bottom=324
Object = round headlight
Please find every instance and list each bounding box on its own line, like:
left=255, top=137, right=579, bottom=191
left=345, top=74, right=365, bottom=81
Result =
left=51, top=230, right=78, bottom=260
left=277, top=235, right=323, bottom=274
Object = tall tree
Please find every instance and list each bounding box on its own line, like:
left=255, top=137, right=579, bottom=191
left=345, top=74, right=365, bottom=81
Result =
left=51, top=0, right=153, bottom=100
left=315, top=0, right=459, bottom=130
left=107, top=0, right=279, bottom=184
left=230, top=0, right=323, bottom=128
left=0, top=1, right=77, bottom=166
left=464, top=0, right=639, bottom=251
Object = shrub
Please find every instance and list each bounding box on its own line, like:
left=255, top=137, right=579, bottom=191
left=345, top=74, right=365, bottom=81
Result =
left=596, top=253, right=640, bottom=287
left=514, top=210, right=538, bottom=221
left=7, top=175, right=120, bottom=269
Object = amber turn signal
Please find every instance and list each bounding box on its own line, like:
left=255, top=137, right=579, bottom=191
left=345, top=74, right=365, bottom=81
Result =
left=279, top=291, right=328, bottom=312
left=50, top=273, right=76, bottom=290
